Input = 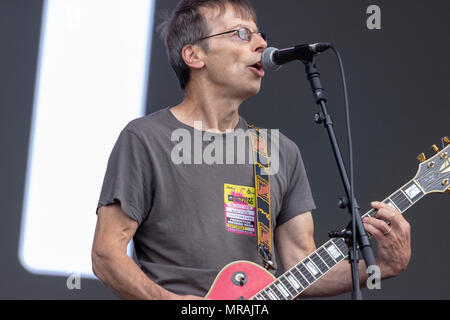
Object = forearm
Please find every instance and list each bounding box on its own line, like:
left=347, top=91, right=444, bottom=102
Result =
left=92, top=250, right=176, bottom=300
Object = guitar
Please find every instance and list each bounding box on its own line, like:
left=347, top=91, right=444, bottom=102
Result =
left=206, top=138, right=450, bottom=300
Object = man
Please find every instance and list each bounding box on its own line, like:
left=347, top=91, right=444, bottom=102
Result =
left=92, top=0, right=411, bottom=300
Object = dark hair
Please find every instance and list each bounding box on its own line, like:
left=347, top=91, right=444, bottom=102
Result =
left=158, top=0, right=257, bottom=91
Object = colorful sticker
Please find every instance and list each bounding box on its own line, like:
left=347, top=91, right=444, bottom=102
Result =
left=224, top=184, right=256, bottom=236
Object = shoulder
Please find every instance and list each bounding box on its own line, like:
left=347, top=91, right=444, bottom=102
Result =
left=119, top=108, right=175, bottom=144
left=125, top=108, right=170, bottom=133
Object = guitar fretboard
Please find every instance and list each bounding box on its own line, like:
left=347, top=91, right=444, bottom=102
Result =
left=250, top=178, right=425, bottom=300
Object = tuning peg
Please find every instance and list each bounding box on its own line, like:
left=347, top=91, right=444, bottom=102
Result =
left=432, top=145, right=440, bottom=154
left=444, top=137, right=450, bottom=145
left=417, top=153, right=427, bottom=163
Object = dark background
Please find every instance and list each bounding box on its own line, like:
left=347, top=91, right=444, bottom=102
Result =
left=1, top=0, right=449, bottom=299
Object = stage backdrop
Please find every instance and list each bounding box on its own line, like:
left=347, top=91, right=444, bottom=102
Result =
left=0, top=0, right=449, bottom=299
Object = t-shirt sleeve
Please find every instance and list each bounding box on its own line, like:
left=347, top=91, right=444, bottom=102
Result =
left=276, top=141, right=316, bottom=226
left=96, top=128, right=153, bottom=225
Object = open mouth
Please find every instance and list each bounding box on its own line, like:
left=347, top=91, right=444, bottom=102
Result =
left=251, top=62, right=263, bottom=70
left=248, top=62, right=264, bottom=77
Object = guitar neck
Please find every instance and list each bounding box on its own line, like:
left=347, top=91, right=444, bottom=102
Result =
left=250, top=178, right=426, bottom=300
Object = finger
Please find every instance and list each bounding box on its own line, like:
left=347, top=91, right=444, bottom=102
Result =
left=363, top=222, right=385, bottom=241
left=363, top=216, right=391, bottom=235
left=377, top=208, right=405, bottom=227
left=370, top=202, right=394, bottom=225
left=370, top=201, right=391, bottom=210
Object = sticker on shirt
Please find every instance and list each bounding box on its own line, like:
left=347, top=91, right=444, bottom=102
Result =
left=224, top=184, right=256, bottom=236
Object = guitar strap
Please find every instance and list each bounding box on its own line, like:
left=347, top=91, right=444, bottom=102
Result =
left=248, top=124, right=276, bottom=271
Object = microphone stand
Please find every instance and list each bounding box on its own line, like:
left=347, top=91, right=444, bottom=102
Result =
left=301, top=56, right=377, bottom=300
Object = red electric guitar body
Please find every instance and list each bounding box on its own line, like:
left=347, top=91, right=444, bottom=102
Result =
left=206, top=261, right=275, bottom=300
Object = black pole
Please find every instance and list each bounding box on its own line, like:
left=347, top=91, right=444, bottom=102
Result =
left=303, top=59, right=377, bottom=300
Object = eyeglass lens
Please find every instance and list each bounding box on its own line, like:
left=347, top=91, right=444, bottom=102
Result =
left=238, top=28, right=267, bottom=42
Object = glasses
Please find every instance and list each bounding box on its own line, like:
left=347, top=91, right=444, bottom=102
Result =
left=195, top=27, right=267, bottom=43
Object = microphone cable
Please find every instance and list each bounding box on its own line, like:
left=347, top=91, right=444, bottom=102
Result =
left=329, top=44, right=361, bottom=298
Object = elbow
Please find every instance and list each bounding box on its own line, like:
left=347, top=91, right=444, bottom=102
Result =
left=91, top=247, right=102, bottom=279
left=91, top=242, right=110, bottom=280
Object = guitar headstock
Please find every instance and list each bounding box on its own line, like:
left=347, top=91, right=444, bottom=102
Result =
left=414, top=137, right=450, bottom=194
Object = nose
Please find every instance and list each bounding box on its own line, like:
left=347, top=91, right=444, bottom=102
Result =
left=253, top=33, right=267, bottom=53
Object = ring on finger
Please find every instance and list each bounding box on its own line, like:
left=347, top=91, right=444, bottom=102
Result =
left=383, top=226, right=392, bottom=236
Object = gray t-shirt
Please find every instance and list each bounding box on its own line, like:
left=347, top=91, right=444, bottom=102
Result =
left=96, top=107, right=316, bottom=296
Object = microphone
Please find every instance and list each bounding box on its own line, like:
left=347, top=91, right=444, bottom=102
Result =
left=261, top=43, right=331, bottom=71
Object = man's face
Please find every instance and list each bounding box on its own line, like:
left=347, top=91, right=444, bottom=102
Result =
left=199, top=4, right=267, bottom=99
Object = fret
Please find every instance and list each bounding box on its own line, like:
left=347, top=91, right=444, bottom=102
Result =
left=274, top=280, right=292, bottom=299
left=332, top=238, right=348, bottom=257
left=298, top=263, right=316, bottom=282
left=286, top=272, right=303, bottom=291
left=412, top=178, right=426, bottom=194
left=268, top=284, right=284, bottom=300
left=390, top=190, right=412, bottom=212
left=291, top=266, right=309, bottom=288
left=260, top=291, right=270, bottom=300
left=310, top=252, right=329, bottom=273
left=402, top=181, right=424, bottom=203
left=304, top=259, right=321, bottom=277
left=317, top=247, right=336, bottom=267
left=400, top=189, right=413, bottom=204
left=280, top=275, right=298, bottom=297
left=325, top=241, right=344, bottom=261
left=383, top=198, right=400, bottom=212
left=364, top=209, right=377, bottom=219
left=265, top=288, right=278, bottom=300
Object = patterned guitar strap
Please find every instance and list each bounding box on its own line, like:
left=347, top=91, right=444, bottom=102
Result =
left=248, top=124, right=276, bottom=271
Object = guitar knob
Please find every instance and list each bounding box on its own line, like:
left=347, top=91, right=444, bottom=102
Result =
left=417, top=153, right=427, bottom=163
left=444, top=137, right=450, bottom=145
left=432, top=145, right=439, bottom=154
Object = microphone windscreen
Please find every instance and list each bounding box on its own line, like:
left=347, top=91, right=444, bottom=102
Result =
left=261, top=47, right=281, bottom=71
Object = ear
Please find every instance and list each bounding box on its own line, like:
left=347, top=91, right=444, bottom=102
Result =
left=181, top=44, right=205, bottom=70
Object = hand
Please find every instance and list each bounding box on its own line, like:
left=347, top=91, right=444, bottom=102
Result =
left=362, top=201, right=411, bottom=278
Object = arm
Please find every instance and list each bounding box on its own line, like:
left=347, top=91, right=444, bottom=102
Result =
left=274, top=202, right=411, bottom=298
left=92, top=204, right=204, bottom=300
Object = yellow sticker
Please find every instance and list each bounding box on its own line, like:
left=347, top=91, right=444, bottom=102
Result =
left=224, top=184, right=256, bottom=236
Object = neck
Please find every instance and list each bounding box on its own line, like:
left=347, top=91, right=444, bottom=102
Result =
left=170, top=80, right=245, bottom=134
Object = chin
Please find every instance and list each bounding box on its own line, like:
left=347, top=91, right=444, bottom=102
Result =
left=243, top=79, right=262, bottom=95
left=247, top=83, right=262, bottom=97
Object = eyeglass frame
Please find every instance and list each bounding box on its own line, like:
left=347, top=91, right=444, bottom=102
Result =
left=194, top=27, right=267, bottom=43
